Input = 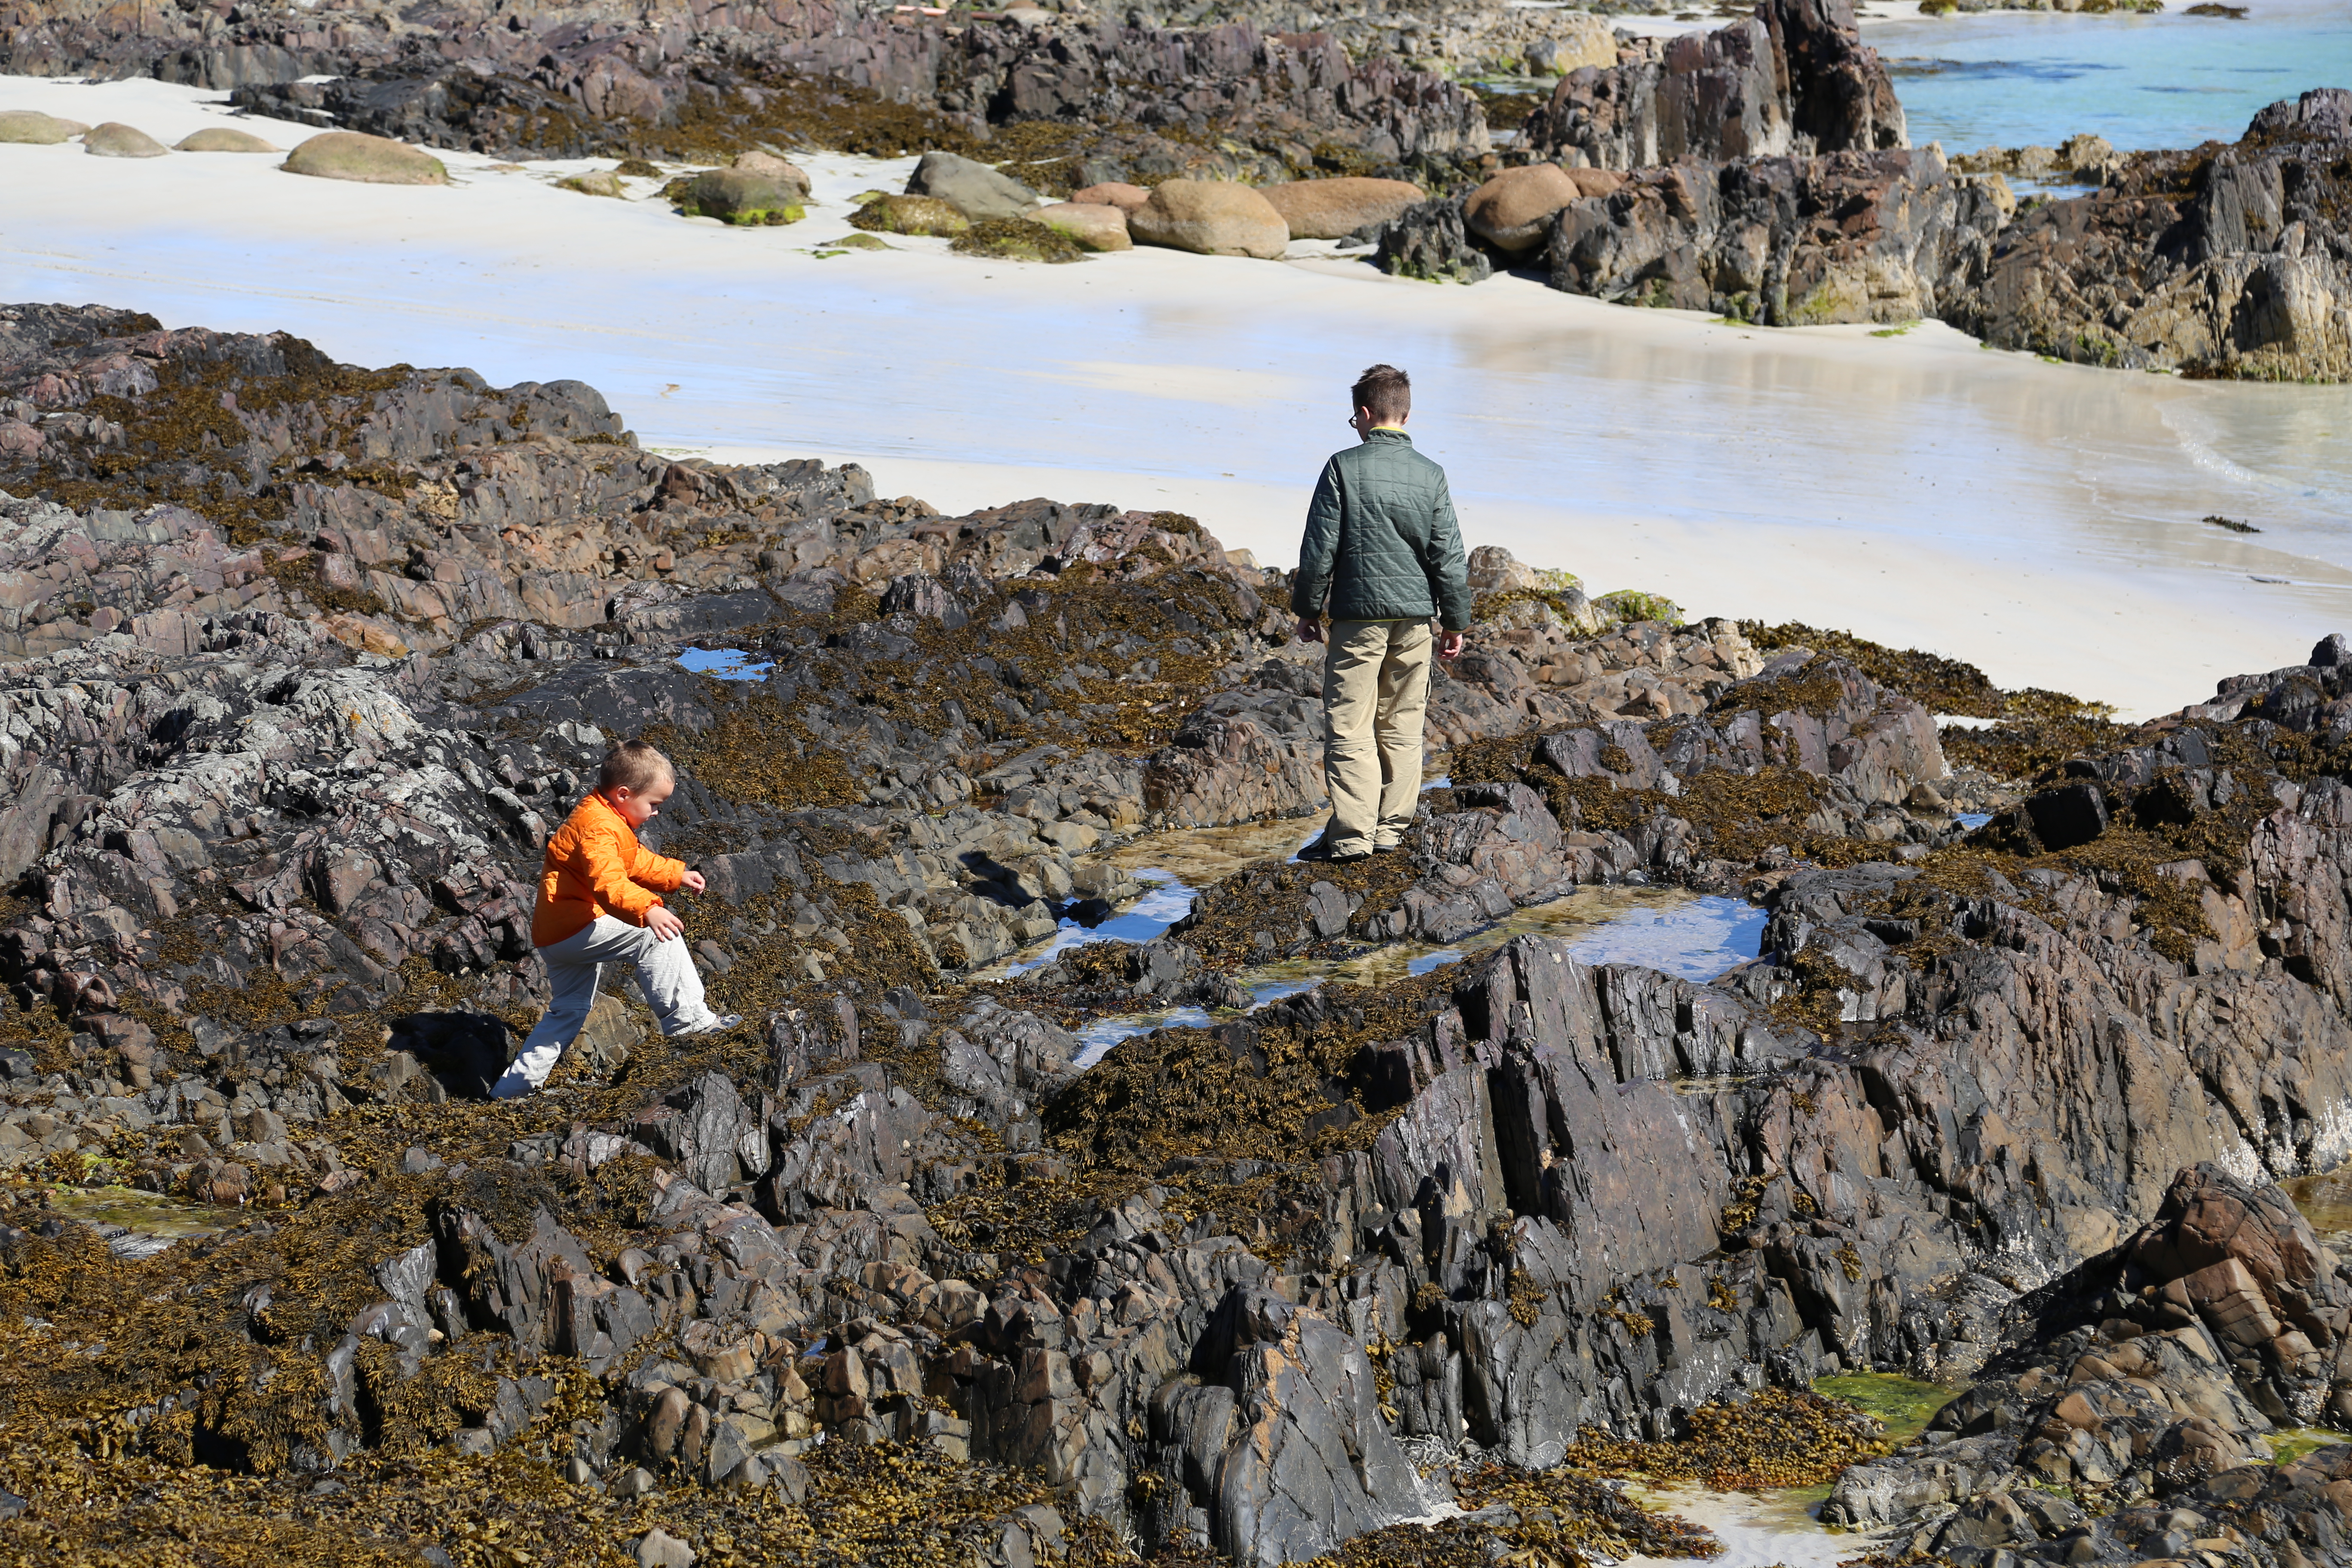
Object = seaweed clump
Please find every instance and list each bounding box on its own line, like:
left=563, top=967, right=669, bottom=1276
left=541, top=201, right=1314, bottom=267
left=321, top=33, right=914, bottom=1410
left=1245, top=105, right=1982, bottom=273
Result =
left=1046, top=962, right=1456, bottom=1175
left=0, top=1403, right=1143, bottom=1568
left=1555, top=1387, right=1889, bottom=1490
left=951, top=218, right=1088, bottom=264
left=1734, top=621, right=2125, bottom=784
left=848, top=195, right=971, bottom=237
left=16, top=329, right=415, bottom=546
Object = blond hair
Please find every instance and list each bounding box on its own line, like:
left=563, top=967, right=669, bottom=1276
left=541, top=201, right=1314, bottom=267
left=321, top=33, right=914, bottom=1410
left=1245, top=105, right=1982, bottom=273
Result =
left=596, top=740, right=674, bottom=793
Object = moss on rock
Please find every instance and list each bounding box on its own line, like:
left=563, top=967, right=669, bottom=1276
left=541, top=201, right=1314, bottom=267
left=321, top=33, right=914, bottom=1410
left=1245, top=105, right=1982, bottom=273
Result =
left=949, top=218, right=1087, bottom=263
left=848, top=194, right=971, bottom=237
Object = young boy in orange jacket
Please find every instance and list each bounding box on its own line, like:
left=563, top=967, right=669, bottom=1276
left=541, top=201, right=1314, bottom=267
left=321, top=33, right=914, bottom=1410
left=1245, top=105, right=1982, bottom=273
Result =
left=491, top=739, right=741, bottom=1099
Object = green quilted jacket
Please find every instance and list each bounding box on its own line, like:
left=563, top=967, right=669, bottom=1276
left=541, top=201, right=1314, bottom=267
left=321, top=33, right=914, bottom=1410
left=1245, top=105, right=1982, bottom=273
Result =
left=1291, top=429, right=1473, bottom=631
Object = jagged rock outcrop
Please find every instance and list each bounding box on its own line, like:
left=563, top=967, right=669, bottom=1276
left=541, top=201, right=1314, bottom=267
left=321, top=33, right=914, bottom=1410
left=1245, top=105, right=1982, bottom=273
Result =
left=1825, top=1163, right=2352, bottom=1564
left=1547, top=145, right=2007, bottom=325
left=1521, top=0, right=1903, bottom=169
left=19, top=300, right=2352, bottom=1564
left=1943, top=88, right=2352, bottom=378
left=1364, top=196, right=1495, bottom=284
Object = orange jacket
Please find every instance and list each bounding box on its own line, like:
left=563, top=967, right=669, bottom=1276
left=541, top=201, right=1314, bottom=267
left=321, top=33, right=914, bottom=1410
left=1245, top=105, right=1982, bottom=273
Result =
left=531, top=791, right=687, bottom=947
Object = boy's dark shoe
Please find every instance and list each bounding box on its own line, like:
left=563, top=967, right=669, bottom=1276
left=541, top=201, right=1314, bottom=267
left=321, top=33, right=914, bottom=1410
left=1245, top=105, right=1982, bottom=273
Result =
left=1299, top=831, right=1372, bottom=864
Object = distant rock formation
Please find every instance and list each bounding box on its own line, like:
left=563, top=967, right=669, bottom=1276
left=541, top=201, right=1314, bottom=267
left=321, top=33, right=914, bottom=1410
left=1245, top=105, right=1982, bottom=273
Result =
left=1520, top=0, right=1904, bottom=169
left=1547, top=145, right=2007, bottom=327
left=1943, top=88, right=2352, bottom=379
left=0, top=0, right=1490, bottom=186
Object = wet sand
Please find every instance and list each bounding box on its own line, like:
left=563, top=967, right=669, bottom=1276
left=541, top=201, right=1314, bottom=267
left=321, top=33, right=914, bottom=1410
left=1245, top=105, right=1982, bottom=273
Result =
left=6, top=74, right=2352, bottom=718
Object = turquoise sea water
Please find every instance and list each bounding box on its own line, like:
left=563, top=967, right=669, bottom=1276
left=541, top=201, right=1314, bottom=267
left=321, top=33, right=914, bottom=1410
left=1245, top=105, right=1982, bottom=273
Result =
left=1874, top=0, right=2352, bottom=153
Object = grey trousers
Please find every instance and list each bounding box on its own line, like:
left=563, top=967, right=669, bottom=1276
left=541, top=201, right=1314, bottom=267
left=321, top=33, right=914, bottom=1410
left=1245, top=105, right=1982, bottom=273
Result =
left=493, top=915, right=720, bottom=1098
left=1320, top=618, right=1434, bottom=856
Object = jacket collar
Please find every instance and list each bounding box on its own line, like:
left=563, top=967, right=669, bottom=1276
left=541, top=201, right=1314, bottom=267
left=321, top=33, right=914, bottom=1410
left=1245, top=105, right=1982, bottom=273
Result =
left=582, top=791, right=634, bottom=835
left=1365, top=428, right=1413, bottom=445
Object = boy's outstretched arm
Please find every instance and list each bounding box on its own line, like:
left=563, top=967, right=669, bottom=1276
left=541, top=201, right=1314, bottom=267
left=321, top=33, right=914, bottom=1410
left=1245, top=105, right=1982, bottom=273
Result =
left=627, top=835, right=688, bottom=894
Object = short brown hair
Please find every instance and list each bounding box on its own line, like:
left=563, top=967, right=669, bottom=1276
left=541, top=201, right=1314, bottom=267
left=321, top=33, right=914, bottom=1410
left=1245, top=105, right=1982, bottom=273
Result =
left=1352, top=363, right=1411, bottom=425
left=597, top=740, right=674, bottom=793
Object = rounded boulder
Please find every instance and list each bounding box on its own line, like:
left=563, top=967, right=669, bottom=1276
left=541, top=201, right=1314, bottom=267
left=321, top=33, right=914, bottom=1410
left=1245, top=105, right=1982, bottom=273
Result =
left=848, top=194, right=970, bottom=237
left=283, top=131, right=449, bottom=186
left=177, top=126, right=278, bottom=153
left=673, top=168, right=803, bottom=225
left=1128, top=180, right=1289, bottom=260
left=1260, top=176, right=1425, bottom=241
left=1464, top=163, right=1584, bottom=251
left=0, top=110, right=86, bottom=144
left=906, top=150, right=1039, bottom=221
left=1069, top=181, right=1150, bottom=214
left=733, top=149, right=812, bottom=199
left=557, top=168, right=626, bottom=198
left=1033, top=201, right=1131, bottom=252
left=83, top=122, right=169, bottom=158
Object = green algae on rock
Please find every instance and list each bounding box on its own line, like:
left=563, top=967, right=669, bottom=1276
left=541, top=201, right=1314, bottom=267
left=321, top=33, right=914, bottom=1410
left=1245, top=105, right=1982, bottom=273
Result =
left=176, top=127, right=278, bottom=154
left=950, top=217, right=1087, bottom=264
left=556, top=168, right=626, bottom=198
left=848, top=194, right=971, bottom=237
left=1813, top=1372, right=1959, bottom=1449
left=668, top=168, right=804, bottom=225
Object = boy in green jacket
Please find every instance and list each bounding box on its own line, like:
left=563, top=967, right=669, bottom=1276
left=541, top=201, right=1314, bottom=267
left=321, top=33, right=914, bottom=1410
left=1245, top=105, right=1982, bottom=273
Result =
left=1292, top=363, right=1471, bottom=864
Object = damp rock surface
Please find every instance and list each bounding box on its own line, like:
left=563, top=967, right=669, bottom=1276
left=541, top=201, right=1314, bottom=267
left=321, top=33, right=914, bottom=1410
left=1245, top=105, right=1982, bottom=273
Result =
left=5, top=300, right=2352, bottom=1563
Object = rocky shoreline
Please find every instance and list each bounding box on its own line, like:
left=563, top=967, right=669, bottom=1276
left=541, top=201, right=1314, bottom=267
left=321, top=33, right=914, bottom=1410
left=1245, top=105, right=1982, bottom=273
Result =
left=5, top=0, right=2348, bottom=374
left=6, top=300, right=2352, bottom=1565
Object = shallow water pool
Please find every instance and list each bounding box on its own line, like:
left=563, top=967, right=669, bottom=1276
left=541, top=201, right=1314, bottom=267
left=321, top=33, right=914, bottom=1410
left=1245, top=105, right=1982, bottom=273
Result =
left=1063, top=886, right=1768, bottom=1068
left=677, top=647, right=773, bottom=680
left=2285, top=1167, right=2352, bottom=1244
left=45, top=1185, right=227, bottom=1259
left=1621, top=1484, right=1867, bottom=1568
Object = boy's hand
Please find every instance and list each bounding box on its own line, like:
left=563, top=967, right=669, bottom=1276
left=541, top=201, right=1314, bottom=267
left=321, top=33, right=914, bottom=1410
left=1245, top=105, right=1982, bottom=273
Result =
left=646, top=905, right=685, bottom=942
left=680, top=869, right=707, bottom=894
left=1295, top=615, right=1323, bottom=644
left=1439, top=631, right=1465, bottom=660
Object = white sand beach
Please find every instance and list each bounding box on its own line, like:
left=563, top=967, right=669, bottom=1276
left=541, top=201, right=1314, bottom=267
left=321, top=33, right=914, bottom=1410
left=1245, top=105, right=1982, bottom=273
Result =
left=5, top=72, right=2352, bottom=719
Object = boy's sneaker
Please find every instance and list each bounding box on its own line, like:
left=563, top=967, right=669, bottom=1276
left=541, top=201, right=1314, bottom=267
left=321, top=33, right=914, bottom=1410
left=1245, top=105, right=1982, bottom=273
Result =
left=677, top=1013, right=745, bottom=1035
left=1299, top=832, right=1370, bottom=864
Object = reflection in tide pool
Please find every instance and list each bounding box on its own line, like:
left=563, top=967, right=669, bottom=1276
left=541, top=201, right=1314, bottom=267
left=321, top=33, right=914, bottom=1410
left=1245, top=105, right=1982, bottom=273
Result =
left=677, top=647, right=773, bottom=681
left=995, top=872, right=1198, bottom=977
left=2285, top=1167, right=2352, bottom=1246
left=1620, top=1484, right=1863, bottom=1568
left=1062, top=886, right=1768, bottom=1069
left=44, top=1186, right=227, bottom=1259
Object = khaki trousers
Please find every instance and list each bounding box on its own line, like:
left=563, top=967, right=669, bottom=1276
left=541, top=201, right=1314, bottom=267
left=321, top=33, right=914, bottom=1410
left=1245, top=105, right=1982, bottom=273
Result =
left=1320, top=618, right=1433, bottom=856
left=492, top=916, right=720, bottom=1099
